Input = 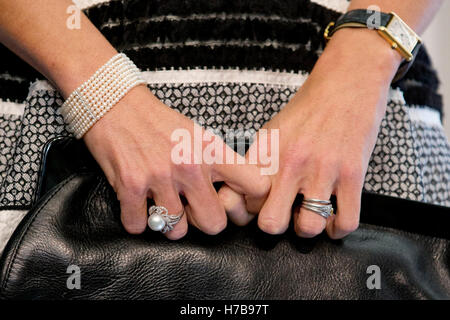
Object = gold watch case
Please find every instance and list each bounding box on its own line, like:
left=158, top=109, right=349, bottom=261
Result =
left=377, top=12, right=421, bottom=62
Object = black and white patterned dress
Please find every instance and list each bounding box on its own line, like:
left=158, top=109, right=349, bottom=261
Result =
left=0, top=0, right=449, bottom=252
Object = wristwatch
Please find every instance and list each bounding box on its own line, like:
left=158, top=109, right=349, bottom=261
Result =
left=323, top=9, right=422, bottom=83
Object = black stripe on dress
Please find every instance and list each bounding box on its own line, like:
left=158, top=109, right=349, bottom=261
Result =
left=99, top=17, right=322, bottom=52
left=85, top=0, right=343, bottom=27
left=0, top=78, right=29, bottom=103
left=0, top=0, right=442, bottom=115
left=401, top=86, right=443, bottom=116
left=123, top=45, right=318, bottom=72
left=0, top=45, right=42, bottom=80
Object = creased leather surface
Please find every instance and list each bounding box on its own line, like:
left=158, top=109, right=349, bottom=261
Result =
left=0, top=137, right=449, bottom=300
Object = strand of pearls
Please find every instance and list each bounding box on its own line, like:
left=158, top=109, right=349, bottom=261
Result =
left=60, top=53, right=146, bottom=139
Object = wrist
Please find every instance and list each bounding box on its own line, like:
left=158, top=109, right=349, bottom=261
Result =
left=50, top=46, right=119, bottom=98
left=314, top=27, right=402, bottom=84
left=60, top=53, right=146, bottom=139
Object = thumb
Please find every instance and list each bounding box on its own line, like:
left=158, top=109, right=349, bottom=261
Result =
left=213, top=141, right=271, bottom=201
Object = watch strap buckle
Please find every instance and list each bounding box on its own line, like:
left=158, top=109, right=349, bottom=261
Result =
left=324, top=21, right=335, bottom=40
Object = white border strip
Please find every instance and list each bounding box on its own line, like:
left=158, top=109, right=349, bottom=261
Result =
left=0, top=100, right=25, bottom=116
left=388, top=87, right=406, bottom=105
left=407, top=106, right=442, bottom=127
left=309, top=0, right=350, bottom=13
left=28, top=80, right=56, bottom=97
left=105, top=13, right=317, bottom=26
left=387, top=88, right=442, bottom=127
left=141, top=68, right=309, bottom=87
left=131, top=39, right=306, bottom=51
left=73, top=0, right=110, bottom=9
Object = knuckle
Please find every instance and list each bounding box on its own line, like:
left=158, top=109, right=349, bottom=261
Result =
left=149, top=167, right=173, bottom=183
left=118, top=173, right=147, bottom=196
left=124, top=223, right=147, bottom=235
left=340, top=162, right=364, bottom=183
left=121, top=216, right=146, bottom=235
left=167, top=226, right=188, bottom=240
left=218, top=187, right=241, bottom=210
left=312, top=153, right=339, bottom=177
left=282, top=141, right=310, bottom=168
left=232, top=214, right=252, bottom=227
left=335, top=219, right=359, bottom=234
left=297, top=221, right=324, bottom=237
left=317, top=156, right=338, bottom=172
left=258, top=216, right=286, bottom=235
left=203, top=217, right=227, bottom=235
left=177, top=162, right=203, bottom=178
left=283, top=150, right=305, bottom=171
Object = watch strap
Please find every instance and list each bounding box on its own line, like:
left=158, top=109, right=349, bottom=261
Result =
left=332, top=9, right=392, bottom=33
left=393, top=42, right=420, bottom=83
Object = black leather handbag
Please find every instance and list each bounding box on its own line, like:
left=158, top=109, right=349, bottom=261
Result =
left=0, top=137, right=449, bottom=300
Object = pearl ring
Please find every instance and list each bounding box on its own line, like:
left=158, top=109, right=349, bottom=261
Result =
left=148, top=205, right=184, bottom=233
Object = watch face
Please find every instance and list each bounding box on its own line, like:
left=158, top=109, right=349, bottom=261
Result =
left=386, top=16, right=418, bottom=53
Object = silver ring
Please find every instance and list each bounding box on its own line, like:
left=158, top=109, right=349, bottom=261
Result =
left=303, top=198, right=331, bottom=205
left=147, top=205, right=184, bottom=233
left=301, top=198, right=334, bottom=219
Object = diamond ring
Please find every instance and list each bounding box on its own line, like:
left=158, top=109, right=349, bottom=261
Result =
left=301, top=198, right=334, bottom=219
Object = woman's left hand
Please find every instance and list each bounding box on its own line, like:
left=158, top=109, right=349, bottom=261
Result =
left=221, top=28, right=402, bottom=238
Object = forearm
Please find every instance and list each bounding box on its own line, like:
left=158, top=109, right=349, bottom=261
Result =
left=0, top=0, right=117, bottom=98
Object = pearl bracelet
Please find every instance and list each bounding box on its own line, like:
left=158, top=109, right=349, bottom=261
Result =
left=60, top=53, right=146, bottom=139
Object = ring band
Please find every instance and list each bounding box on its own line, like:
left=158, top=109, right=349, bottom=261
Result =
left=301, top=198, right=334, bottom=219
left=148, top=205, right=184, bottom=233
left=303, top=198, right=331, bottom=205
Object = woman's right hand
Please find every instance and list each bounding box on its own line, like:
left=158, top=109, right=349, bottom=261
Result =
left=83, top=85, right=270, bottom=239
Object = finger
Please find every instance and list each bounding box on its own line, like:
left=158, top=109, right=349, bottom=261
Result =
left=183, top=178, right=227, bottom=235
left=213, top=144, right=271, bottom=204
left=152, top=185, right=187, bottom=240
left=326, top=182, right=361, bottom=239
left=118, top=189, right=148, bottom=235
left=258, top=175, right=298, bottom=235
left=218, top=185, right=256, bottom=226
left=184, top=204, right=199, bottom=229
left=296, top=187, right=333, bottom=238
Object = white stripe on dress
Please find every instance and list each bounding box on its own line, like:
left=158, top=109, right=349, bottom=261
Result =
left=407, top=106, right=442, bottom=127
left=102, top=13, right=319, bottom=29
left=309, top=0, right=350, bottom=13
left=0, top=210, right=28, bottom=255
left=73, top=0, right=110, bottom=9
left=388, top=87, right=407, bottom=106
left=131, top=39, right=309, bottom=51
left=0, top=100, right=25, bottom=116
left=28, top=80, right=57, bottom=96
left=141, top=68, right=309, bottom=87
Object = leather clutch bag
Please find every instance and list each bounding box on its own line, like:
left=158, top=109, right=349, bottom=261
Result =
left=1, top=137, right=449, bottom=299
